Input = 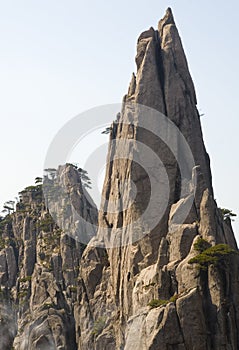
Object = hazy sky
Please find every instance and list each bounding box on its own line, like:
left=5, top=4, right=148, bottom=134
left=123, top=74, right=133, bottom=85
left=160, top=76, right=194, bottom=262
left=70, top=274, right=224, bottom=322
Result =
left=1, top=1, right=238, bottom=238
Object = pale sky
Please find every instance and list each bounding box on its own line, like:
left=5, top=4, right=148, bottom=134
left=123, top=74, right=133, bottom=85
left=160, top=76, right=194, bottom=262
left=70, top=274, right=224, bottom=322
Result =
left=0, top=1, right=238, bottom=238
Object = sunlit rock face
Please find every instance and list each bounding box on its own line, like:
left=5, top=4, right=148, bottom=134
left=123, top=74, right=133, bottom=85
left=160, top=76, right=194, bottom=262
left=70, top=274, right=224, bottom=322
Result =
left=77, top=8, right=239, bottom=350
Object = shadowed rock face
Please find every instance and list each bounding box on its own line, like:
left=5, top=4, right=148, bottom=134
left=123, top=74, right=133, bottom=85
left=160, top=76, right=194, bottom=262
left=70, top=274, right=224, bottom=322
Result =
left=0, top=8, right=238, bottom=350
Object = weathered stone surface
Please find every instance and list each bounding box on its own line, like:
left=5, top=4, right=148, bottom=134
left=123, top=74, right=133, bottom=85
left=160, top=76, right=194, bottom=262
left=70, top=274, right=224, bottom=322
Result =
left=78, top=8, right=238, bottom=350
left=176, top=235, right=201, bottom=294
left=5, top=246, right=17, bottom=288
left=176, top=288, right=207, bottom=350
left=0, top=298, right=17, bottom=349
left=132, top=263, right=159, bottom=313
left=167, top=223, right=198, bottom=262
left=125, top=303, right=185, bottom=350
left=199, top=189, right=236, bottom=247
left=0, top=251, right=8, bottom=285
left=0, top=164, right=98, bottom=349
left=0, top=8, right=238, bottom=350
left=168, top=194, right=198, bottom=228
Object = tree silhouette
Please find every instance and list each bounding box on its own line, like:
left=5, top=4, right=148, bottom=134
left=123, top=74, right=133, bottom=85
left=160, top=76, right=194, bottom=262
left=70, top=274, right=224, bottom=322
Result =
left=35, top=177, right=43, bottom=184
left=220, top=208, right=237, bottom=221
left=77, top=168, right=92, bottom=189
left=2, top=200, right=15, bottom=214
left=101, top=126, right=112, bottom=135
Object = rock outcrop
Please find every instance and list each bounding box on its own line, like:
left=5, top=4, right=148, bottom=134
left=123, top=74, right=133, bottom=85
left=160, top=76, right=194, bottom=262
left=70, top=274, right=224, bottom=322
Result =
left=0, top=165, right=97, bottom=349
left=0, top=7, right=238, bottom=350
left=76, top=8, right=239, bottom=350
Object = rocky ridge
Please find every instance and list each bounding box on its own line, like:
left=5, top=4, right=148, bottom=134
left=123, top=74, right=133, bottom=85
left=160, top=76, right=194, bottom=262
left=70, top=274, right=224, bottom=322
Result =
left=0, top=165, right=98, bottom=349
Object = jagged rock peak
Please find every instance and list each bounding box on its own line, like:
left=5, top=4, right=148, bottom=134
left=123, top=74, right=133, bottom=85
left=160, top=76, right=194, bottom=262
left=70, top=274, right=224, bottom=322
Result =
left=137, top=26, right=155, bottom=43
left=80, top=9, right=238, bottom=350
left=158, top=7, right=175, bottom=31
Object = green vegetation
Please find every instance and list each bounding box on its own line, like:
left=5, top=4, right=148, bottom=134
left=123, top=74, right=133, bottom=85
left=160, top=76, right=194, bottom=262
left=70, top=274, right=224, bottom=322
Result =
left=0, top=177, right=43, bottom=234
left=143, top=282, right=156, bottom=290
left=19, top=184, right=42, bottom=194
left=148, top=299, right=168, bottom=308
left=42, top=230, right=61, bottom=246
left=18, top=184, right=43, bottom=202
left=69, top=286, right=77, bottom=293
left=148, top=295, right=179, bottom=308
left=35, top=177, right=43, bottom=184
left=189, top=240, right=237, bottom=271
left=0, top=214, right=12, bottom=231
left=77, top=168, right=92, bottom=189
left=220, top=208, right=237, bottom=221
left=38, top=214, right=55, bottom=232
left=19, top=276, right=32, bottom=283
left=16, top=201, right=26, bottom=211
left=17, top=291, right=28, bottom=299
left=2, top=200, right=15, bottom=214
left=0, top=237, right=6, bottom=250
left=42, top=302, right=55, bottom=310
left=101, top=126, right=112, bottom=135
left=0, top=215, right=13, bottom=246
left=44, top=168, right=57, bottom=180
left=169, top=294, right=179, bottom=303
left=101, top=113, right=120, bottom=135
left=193, top=238, right=211, bottom=253
left=65, top=163, right=78, bottom=169
left=92, top=317, right=106, bottom=336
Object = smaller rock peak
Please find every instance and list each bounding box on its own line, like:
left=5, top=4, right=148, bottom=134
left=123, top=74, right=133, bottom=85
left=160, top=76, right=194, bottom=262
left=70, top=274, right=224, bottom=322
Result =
left=137, top=27, right=155, bottom=43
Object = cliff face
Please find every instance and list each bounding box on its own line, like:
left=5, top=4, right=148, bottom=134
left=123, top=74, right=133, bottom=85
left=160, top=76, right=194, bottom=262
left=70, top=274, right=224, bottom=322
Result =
left=78, top=8, right=239, bottom=350
left=0, top=8, right=238, bottom=350
left=0, top=165, right=98, bottom=349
